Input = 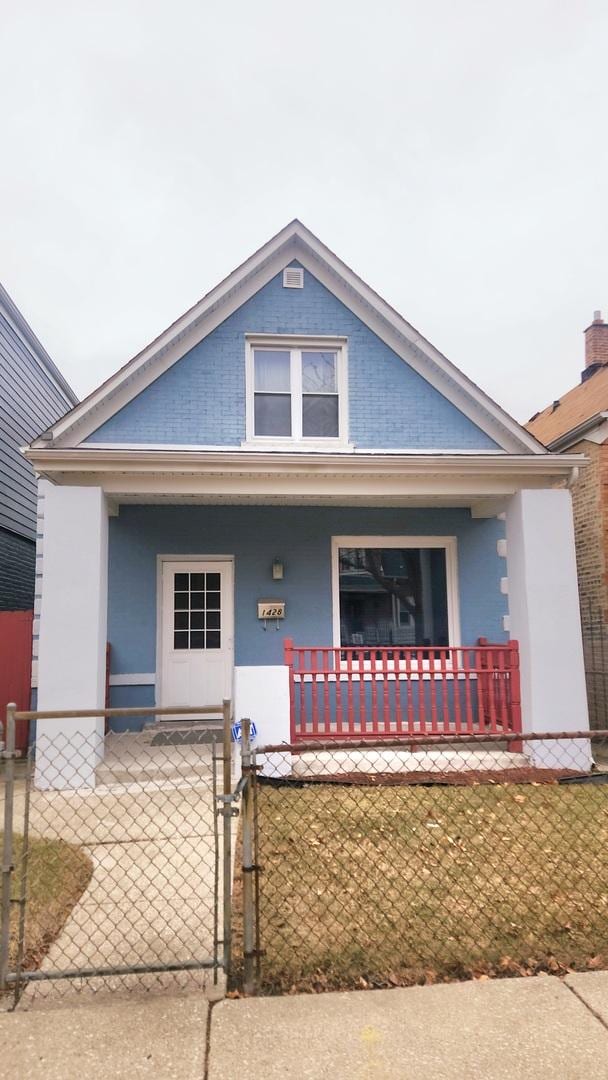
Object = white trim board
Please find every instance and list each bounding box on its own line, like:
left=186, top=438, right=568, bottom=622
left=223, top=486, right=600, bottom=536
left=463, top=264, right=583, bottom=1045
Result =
left=108, top=673, right=156, bottom=686
left=29, top=221, right=544, bottom=455
left=330, top=535, right=461, bottom=648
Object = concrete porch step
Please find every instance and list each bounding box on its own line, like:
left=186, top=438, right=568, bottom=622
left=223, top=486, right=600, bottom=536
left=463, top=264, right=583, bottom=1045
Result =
left=95, top=757, right=215, bottom=786
left=95, top=727, right=219, bottom=787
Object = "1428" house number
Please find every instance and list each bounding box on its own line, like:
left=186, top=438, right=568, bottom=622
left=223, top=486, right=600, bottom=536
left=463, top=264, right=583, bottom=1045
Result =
left=257, top=601, right=286, bottom=619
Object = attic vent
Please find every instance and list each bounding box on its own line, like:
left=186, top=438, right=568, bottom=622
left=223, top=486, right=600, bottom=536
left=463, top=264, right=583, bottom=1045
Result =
left=283, top=267, right=304, bottom=289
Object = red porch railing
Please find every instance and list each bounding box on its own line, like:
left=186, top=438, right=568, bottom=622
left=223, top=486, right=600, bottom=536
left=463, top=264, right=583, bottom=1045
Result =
left=284, top=638, right=522, bottom=745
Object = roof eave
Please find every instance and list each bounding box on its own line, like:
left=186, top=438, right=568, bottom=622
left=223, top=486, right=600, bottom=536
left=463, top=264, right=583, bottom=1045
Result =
left=23, top=445, right=584, bottom=480
left=547, top=412, right=608, bottom=452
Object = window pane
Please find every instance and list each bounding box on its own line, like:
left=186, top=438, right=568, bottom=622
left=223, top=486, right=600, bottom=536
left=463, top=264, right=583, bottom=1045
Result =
left=174, top=612, right=189, bottom=631
left=191, top=591, right=204, bottom=609
left=254, top=351, right=291, bottom=391
left=338, top=547, right=449, bottom=647
left=174, top=631, right=189, bottom=650
left=254, top=394, right=291, bottom=436
left=190, top=573, right=204, bottom=591
left=190, top=631, right=205, bottom=649
left=206, top=591, right=221, bottom=610
left=206, top=631, right=221, bottom=649
left=206, top=610, right=220, bottom=630
left=206, top=572, right=220, bottom=590
left=174, top=572, right=189, bottom=590
left=174, top=592, right=189, bottom=611
left=303, top=395, right=339, bottom=437
left=302, top=352, right=336, bottom=393
left=190, top=611, right=205, bottom=630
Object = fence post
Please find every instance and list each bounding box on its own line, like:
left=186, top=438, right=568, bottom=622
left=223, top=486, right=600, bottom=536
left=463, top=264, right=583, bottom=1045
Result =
left=240, top=717, right=256, bottom=995
left=221, top=698, right=233, bottom=982
left=0, top=704, right=17, bottom=991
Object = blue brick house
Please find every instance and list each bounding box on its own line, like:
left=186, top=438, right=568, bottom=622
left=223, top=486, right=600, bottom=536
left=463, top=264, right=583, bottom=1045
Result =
left=25, top=221, right=590, bottom=783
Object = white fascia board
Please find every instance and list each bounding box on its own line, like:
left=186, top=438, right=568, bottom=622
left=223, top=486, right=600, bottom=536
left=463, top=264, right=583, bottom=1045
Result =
left=27, top=472, right=573, bottom=502
left=23, top=447, right=584, bottom=484
left=30, top=221, right=543, bottom=456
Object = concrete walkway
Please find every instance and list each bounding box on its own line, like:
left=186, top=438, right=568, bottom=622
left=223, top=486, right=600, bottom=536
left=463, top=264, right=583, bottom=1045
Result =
left=2, top=973, right=608, bottom=1078
left=20, top=732, right=223, bottom=1003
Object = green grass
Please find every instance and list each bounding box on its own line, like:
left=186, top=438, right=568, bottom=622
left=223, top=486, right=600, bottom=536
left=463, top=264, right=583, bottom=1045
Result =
left=2, top=834, right=92, bottom=976
left=251, top=781, right=608, bottom=993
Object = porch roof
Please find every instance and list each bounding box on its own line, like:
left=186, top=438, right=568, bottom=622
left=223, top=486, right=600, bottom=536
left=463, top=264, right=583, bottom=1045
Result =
left=24, top=447, right=586, bottom=513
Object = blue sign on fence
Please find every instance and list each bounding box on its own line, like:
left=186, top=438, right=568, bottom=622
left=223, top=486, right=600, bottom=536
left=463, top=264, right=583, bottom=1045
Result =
left=231, top=720, right=258, bottom=743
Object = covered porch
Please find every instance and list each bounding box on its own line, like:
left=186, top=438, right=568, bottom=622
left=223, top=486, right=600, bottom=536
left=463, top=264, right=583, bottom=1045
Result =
left=28, top=448, right=592, bottom=783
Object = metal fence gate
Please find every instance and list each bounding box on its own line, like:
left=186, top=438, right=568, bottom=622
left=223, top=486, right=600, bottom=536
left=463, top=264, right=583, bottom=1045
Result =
left=0, top=701, right=238, bottom=1007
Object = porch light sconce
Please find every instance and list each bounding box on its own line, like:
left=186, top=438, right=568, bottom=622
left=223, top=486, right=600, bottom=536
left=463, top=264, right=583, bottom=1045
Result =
left=272, top=558, right=284, bottom=581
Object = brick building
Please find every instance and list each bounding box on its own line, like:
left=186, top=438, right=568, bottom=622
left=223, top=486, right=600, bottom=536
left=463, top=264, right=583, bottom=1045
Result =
left=527, top=312, right=608, bottom=726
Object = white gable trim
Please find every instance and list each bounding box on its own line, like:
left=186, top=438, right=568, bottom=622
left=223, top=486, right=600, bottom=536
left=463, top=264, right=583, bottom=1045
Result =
left=32, top=221, right=543, bottom=454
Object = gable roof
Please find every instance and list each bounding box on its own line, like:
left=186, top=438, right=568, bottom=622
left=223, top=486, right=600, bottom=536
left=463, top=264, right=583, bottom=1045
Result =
left=526, top=367, right=608, bottom=448
left=31, top=220, right=543, bottom=454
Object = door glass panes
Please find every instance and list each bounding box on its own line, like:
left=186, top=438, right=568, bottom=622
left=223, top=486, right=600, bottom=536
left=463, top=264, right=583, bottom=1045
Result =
left=173, top=571, right=222, bottom=649
left=254, top=350, right=292, bottom=436
left=301, top=351, right=339, bottom=437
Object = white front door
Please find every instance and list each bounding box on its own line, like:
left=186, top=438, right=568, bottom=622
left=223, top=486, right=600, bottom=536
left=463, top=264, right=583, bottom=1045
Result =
left=160, top=560, right=234, bottom=716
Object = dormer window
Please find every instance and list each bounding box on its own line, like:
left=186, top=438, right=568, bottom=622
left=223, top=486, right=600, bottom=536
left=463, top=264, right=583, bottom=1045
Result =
left=245, top=336, right=348, bottom=446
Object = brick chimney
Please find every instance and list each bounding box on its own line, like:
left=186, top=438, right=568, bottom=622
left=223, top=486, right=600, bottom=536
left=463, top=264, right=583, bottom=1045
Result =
left=582, top=310, right=608, bottom=381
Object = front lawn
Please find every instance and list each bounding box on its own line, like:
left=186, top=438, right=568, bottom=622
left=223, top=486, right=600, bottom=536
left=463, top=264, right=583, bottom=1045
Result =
left=252, top=781, right=608, bottom=993
left=1, top=833, right=92, bottom=979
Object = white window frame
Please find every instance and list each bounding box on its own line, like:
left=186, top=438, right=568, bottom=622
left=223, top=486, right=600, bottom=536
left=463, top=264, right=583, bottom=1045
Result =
left=244, top=335, right=350, bottom=449
left=331, top=535, right=461, bottom=669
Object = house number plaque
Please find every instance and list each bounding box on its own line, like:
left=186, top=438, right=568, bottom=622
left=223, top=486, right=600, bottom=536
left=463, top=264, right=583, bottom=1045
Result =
left=257, top=601, right=286, bottom=619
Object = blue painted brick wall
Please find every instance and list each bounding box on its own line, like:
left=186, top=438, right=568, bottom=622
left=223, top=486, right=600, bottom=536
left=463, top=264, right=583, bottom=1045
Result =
left=107, top=504, right=507, bottom=680
left=87, top=268, right=498, bottom=450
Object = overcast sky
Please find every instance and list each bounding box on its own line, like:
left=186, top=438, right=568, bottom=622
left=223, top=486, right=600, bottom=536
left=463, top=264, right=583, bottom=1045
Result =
left=2, top=0, right=608, bottom=424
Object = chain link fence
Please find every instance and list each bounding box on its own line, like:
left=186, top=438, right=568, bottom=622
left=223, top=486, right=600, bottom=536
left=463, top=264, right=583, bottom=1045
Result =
left=236, top=729, right=608, bottom=995
left=0, top=702, right=236, bottom=1007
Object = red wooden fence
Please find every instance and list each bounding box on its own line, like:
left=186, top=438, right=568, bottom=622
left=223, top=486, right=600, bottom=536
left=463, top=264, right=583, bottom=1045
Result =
left=0, top=610, right=33, bottom=752
left=284, top=638, right=522, bottom=746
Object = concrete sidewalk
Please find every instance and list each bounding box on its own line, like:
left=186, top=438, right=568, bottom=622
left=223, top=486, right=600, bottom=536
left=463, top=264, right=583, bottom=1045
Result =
left=1, top=973, right=608, bottom=1079
left=210, top=973, right=608, bottom=1079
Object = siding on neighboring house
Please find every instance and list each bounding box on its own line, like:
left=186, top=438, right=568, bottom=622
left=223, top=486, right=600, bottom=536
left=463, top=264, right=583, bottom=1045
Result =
left=85, top=267, right=500, bottom=451
left=0, top=526, right=36, bottom=611
left=0, top=284, right=77, bottom=617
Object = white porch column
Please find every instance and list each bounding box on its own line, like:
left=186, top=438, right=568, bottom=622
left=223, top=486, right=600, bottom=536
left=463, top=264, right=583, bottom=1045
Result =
left=36, top=485, right=109, bottom=788
left=506, top=488, right=591, bottom=770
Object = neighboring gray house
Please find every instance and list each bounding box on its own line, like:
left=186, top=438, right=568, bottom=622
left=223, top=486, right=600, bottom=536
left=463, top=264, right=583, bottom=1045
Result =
left=0, top=284, right=77, bottom=609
